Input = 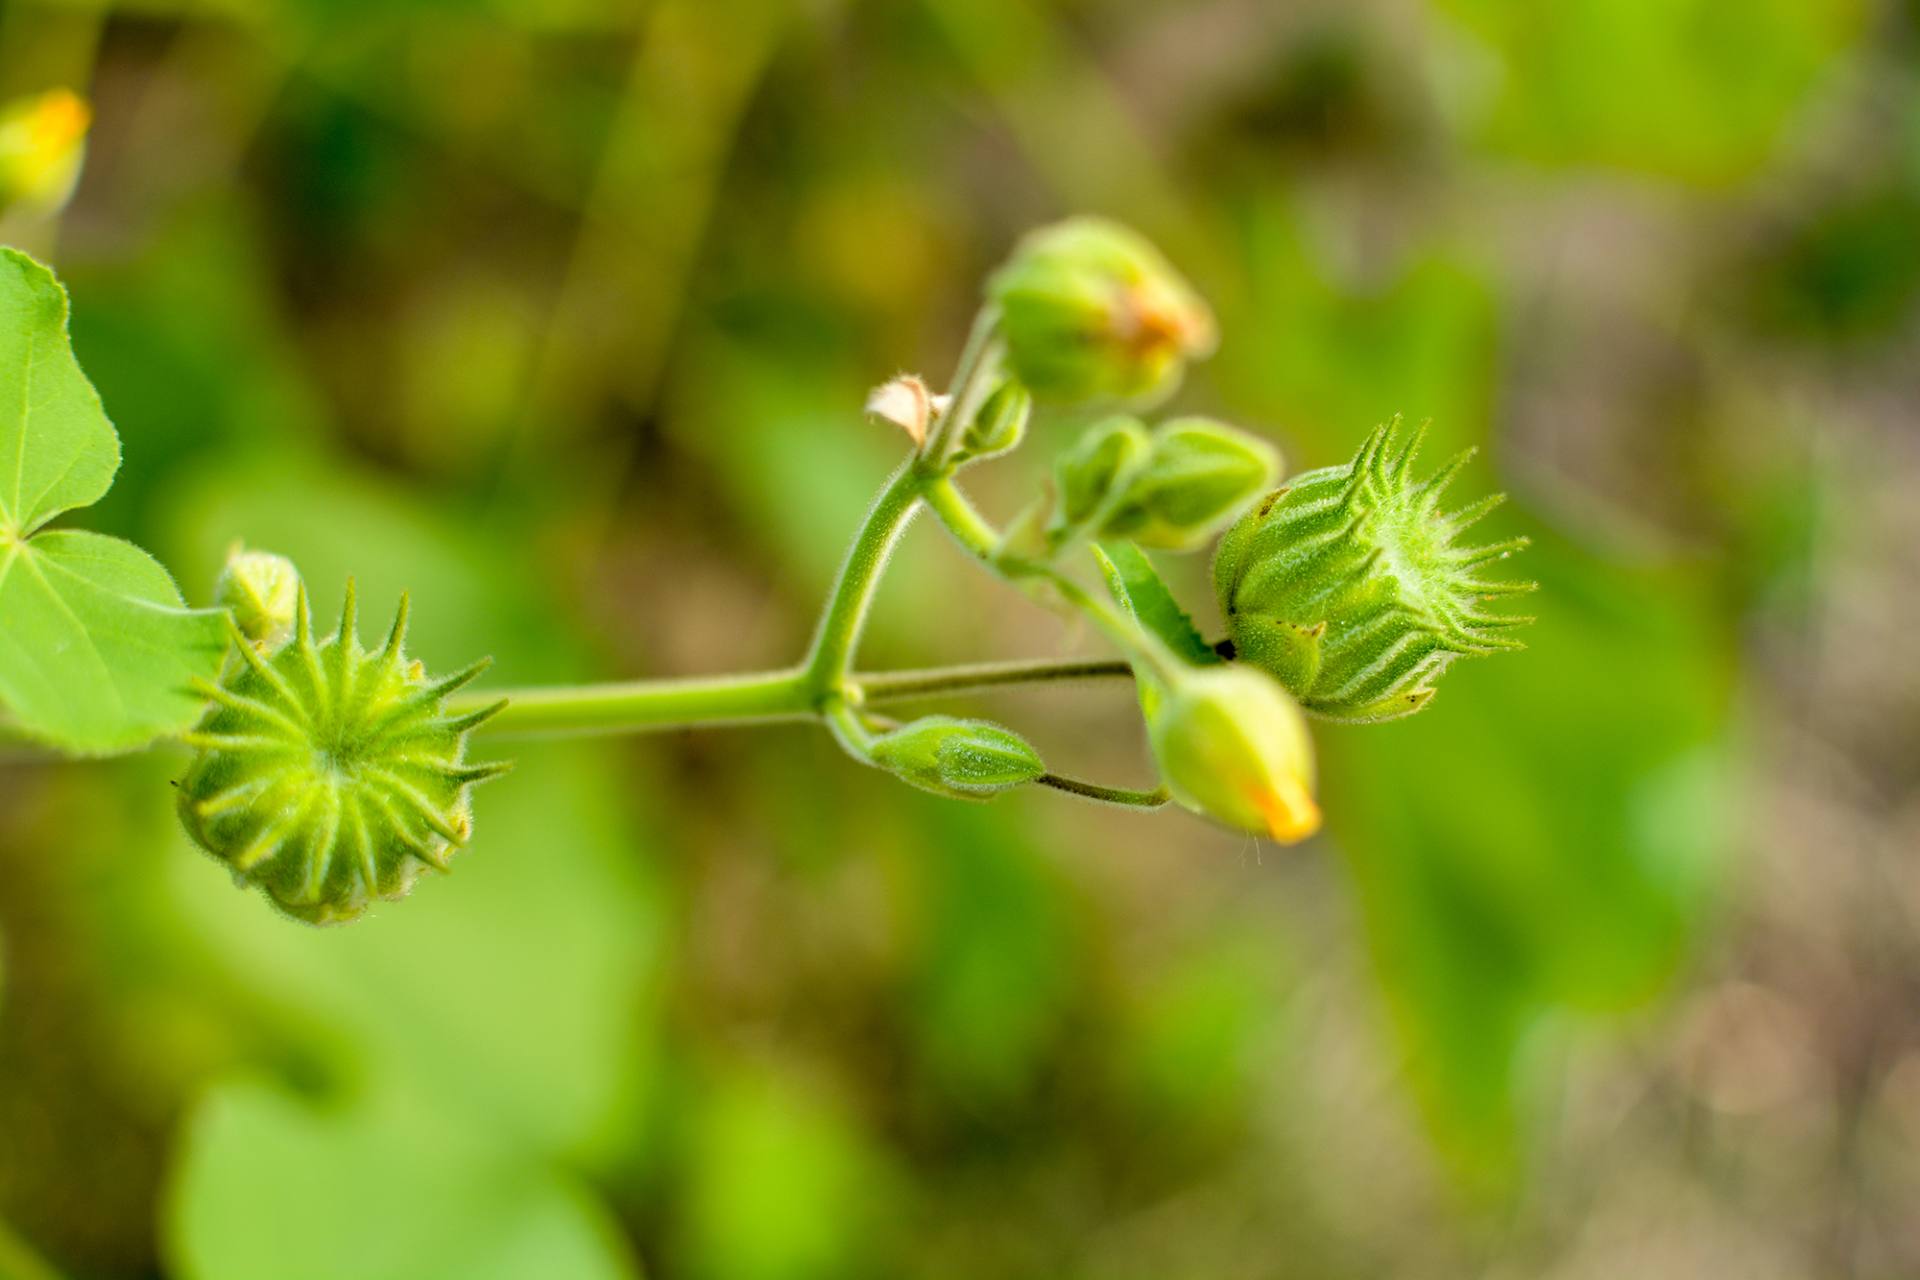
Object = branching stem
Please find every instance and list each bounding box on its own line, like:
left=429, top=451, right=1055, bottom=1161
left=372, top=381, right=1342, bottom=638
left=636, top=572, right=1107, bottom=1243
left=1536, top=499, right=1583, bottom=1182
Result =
left=432, top=305, right=1168, bottom=811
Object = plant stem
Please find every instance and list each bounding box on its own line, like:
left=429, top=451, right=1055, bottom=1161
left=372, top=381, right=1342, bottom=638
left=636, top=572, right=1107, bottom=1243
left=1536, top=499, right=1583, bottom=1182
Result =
left=1036, top=773, right=1169, bottom=809
left=858, top=655, right=1132, bottom=700
left=799, top=460, right=927, bottom=697
left=466, top=667, right=813, bottom=737
left=920, top=476, right=1180, bottom=682
left=452, top=655, right=1137, bottom=738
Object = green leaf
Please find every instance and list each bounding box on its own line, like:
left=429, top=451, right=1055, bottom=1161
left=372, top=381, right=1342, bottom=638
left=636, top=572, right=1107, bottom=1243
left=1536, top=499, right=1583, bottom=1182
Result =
left=1093, top=541, right=1219, bottom=667
left=0, top=250, right=118, bottom=535
left=0, top=530, right=226, bottom=753
left=166, top=1078, right=638, bottom=1280
left=0, top=249, right=227, bottom=752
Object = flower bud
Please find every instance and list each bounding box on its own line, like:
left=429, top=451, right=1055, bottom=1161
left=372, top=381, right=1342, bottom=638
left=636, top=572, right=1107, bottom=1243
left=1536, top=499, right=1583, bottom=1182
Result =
left=0, top=89, right=90, bottom=216
left=1214, top=420, right=1535, bottom=723
left=953, top=380, right=1031, bottom=463
left=868, top=715, right=1045, bottom=800
left=1045, top=414, right=1152, bottom=548
left=988, top=217, right=1216, bottom=406
left=1145, top=665, right=1320, bottom=843
left=176, top=582, right=509, bottom=925
left=1100, top=417, right=1280, bottom=551
left=214, top=547, right=302, bottom=653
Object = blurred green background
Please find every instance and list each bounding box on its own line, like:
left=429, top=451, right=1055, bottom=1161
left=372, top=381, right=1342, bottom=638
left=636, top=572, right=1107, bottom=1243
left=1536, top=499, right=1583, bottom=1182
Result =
left=3, top=0, right=1917, bottom=1275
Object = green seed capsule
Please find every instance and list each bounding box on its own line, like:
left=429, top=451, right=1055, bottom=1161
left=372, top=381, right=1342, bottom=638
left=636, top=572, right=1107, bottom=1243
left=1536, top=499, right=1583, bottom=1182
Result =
left=1213, top=419, right=1536, bottom=722
left=176, top=582, right=510, bottom=925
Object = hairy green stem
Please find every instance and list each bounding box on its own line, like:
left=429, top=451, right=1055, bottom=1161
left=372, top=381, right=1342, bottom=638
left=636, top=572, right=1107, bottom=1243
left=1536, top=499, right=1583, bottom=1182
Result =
left=454, top=654, right=1137, bottom=737
left=450, top=475, right=1177, bottom=740
left=1036, top=773, right=1169, bottom=809
left=857, top=654, right=1133, bottom=700
left=800, top=460, right=928, bottom=697
left=920, top=476, right=1180, bottom=681
left=463, top=667, right=814, bottom=737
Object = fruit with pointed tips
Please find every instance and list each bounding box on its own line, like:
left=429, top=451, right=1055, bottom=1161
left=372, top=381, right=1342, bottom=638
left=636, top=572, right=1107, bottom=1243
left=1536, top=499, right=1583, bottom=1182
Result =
left=1213, top=419, right=1535, bottom=722
left=176, top=581, right=511, bottom=924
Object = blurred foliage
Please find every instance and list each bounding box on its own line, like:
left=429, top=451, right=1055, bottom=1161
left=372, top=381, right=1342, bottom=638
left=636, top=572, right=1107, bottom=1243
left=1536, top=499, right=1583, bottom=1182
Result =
left=3, top=0, right=1919, bottom=1276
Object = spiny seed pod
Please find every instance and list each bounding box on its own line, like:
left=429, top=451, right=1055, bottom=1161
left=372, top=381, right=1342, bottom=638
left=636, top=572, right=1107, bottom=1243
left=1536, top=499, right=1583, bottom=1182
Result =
left=988, top=217, right=1216, bottom=406
left=1213, top=419, right=1535, bottom=723
left=176, top=582, right=510, bottom=925
left=1145, top=665, right=1320, bottom=843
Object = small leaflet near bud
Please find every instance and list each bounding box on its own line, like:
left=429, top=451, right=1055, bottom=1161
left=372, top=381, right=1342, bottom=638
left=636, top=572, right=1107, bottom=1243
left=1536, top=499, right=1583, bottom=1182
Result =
left=1213, top=417, right=1535, bottom=722
left=865, top=374, right=947, bottom=448
left=215, top=546, right=302, bottom=653
left=1144, top=664, right=1320, bottom=844
left=1098, top=417, right=1280, bottom=552
left=0, top=89, right=90, bottom=217
left=868, top=715, right=1045, bottom=801
left=1045, top=415, right=1153, bottom=551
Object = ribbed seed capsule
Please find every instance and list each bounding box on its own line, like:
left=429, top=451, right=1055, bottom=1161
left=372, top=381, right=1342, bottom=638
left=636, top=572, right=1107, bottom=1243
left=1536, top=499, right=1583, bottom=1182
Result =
left=176, top=582, right=510, bottom=925
left=1213, top=419, right=1536, bottom=722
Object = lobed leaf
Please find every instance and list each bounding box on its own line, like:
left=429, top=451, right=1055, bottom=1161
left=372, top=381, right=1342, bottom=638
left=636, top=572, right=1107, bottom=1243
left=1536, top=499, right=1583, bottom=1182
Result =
left=0, top=249, right=226, bottom=752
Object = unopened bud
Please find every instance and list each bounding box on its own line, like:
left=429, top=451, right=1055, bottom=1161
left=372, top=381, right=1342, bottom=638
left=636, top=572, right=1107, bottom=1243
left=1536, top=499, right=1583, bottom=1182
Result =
left=214, top=547, right=302, bottom=653
left=1146, top=665, right=1320, bottom=843
left=1101, top=417, right=1279, bottom=551
left=868, top=715, right=1045, bottom=800
left=1214, top=419, right=1535, bottom=722
left=1045, top=415, right=1152, bottom=548
left=989, top=217, right=1216, bottom=406
left=0, top=89, right=90, bottom=216
left=954, top=381, right=1031, bottom=463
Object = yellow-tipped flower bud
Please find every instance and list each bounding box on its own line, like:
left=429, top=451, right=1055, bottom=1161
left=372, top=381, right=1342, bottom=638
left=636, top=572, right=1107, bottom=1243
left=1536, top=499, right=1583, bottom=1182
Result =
left=988, top=217, right=1216, bottom=406
left=0, top=89, right=90, bottom=217
left=215, top=547, right=302, bottom=653
left=1145, top=665, right=1320, bottom=844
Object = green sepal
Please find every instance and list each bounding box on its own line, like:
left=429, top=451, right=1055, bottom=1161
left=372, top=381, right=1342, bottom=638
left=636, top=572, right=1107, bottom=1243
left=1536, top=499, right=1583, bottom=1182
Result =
left=1093, top=541, right=1218, bottom=668
left=868, top=715, right=1045, bottom=801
